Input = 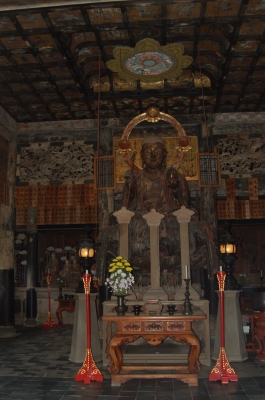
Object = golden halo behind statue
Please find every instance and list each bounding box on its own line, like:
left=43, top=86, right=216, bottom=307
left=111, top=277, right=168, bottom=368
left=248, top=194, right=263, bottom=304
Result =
left=118, top=107, right=190, bottom=170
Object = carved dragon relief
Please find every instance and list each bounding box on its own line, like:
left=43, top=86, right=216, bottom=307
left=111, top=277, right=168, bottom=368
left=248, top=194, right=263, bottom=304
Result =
left=18, top=141, right=95, bottom=185
left=216, top=135, right=265, bottom=177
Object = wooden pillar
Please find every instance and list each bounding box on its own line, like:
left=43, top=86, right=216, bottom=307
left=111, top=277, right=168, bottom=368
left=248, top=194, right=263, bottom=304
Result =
left=199, top=122, right=219, bottom=314
left=0, top=123, right=17, bottom=337
left=26, top=207, right=38, bottom=288
left=25, top=207, right=38, bottom=326
left=200, top=122, right=218, bottom=230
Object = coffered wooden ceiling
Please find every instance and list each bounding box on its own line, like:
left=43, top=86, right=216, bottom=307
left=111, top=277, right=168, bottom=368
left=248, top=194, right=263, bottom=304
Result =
left=0, top=0, right=265, bottom=123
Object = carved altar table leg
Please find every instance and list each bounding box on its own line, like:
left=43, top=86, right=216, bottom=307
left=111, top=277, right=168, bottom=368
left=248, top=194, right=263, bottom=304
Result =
left=168, top=333, right=201, bottom=374
left=186, top=334, right=201, bottom=374
left=109, top=345, right=122, bottom=374
left=114, top=344, right=123, bottom=369
left=108, top=334, right=139, bottom=374
left=56, top=309, right=63, bottom=325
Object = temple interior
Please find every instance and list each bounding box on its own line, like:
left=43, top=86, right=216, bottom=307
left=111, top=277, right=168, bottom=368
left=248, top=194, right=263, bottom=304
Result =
left=1, top=0, right=265, bottom=398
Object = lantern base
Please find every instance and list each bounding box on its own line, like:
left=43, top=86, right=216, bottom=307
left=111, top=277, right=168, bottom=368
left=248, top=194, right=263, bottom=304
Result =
left=75, top=348, right=103, bottom=384
left=209, top=347, right=238, bottom=384
left=42, top=312, right=57, bottom=329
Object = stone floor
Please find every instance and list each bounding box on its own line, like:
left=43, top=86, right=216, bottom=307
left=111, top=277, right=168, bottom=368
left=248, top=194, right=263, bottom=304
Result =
left=1, top=325, right=265, bottom=399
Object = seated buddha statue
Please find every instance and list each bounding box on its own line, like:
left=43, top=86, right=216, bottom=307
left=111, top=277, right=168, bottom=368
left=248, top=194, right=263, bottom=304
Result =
left=96, top=134, right=218, bottom=288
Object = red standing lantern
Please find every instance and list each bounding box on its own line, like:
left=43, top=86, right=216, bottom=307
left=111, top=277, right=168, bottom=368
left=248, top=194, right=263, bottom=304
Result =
left=43, top=273, right=57, bottom=329
left=75, top=272, right=103, bottom=384
left=209, top=270, right=238, bottom=384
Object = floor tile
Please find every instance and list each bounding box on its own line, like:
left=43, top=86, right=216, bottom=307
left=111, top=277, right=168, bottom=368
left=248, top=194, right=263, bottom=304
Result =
left=1, top=326, right=265, bottom=400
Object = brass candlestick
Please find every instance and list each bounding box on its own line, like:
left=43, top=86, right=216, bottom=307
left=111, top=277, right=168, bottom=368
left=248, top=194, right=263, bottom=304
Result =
left=182, top=278, right=193, bottom=315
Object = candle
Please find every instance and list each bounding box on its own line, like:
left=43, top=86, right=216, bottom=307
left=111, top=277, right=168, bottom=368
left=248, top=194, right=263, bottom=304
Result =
left=261, top=270, right=263, bottom=278
left=185, top=265, right=188, bottom=279
left=220, top=266, right=222, bottom=272
left=85, top=270, right=88, bottom=275
left=48, top=268, right=50, bottom=274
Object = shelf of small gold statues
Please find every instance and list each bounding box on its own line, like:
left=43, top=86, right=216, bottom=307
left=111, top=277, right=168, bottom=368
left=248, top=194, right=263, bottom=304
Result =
left=43, top=248, right=81, bottom=289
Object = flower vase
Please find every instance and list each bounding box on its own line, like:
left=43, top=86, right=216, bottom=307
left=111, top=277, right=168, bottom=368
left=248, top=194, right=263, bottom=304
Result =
left=115, top=295, right=128, bottom=316
left=58, top=287, right=63, bottom=299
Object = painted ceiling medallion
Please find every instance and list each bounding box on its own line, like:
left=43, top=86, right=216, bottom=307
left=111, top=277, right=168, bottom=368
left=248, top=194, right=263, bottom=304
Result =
left=106, top=38, right=193, bottom=82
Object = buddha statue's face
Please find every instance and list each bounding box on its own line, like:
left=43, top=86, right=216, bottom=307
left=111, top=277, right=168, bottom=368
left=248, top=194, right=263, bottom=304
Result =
left=141, top=142, right=165, bottom=170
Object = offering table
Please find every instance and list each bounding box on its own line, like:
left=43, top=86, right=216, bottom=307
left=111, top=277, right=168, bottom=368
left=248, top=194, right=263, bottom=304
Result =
left=102, top=311, right=206, bottom=386
left=54, top=298, right=75, bottom=326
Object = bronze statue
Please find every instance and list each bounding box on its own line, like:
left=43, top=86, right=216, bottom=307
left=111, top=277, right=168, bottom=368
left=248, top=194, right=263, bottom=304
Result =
left=96, top=134, right=218, bottom=287
left=122, top=135, right=198, bottom=215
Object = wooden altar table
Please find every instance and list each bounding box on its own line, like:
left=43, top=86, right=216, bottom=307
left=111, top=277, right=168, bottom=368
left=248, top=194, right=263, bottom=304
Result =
left=54, top=298, right=75, bottom=326
left=102, top=311, right=206, bottom=386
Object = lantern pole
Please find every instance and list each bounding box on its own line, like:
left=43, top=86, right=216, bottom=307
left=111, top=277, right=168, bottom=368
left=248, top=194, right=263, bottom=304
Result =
left=43, top=273, right=57, bottom=329
left=75, top=272, right=103, bottom=384
left=209, top=270, right=238, bottom=383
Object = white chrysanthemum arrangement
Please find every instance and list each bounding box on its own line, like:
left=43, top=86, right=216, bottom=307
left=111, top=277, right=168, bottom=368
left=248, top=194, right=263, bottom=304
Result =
left=105, top=256, right=134, bottom=296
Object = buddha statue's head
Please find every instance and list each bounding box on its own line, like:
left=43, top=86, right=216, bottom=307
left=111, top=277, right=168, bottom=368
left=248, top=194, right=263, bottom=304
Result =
left=141, top=134, right=167, bottom=170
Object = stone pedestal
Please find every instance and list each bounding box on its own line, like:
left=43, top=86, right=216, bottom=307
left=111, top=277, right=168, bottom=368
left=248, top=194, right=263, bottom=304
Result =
left=212, top=290, right=247, bottom=362
left=143, top=287, right=168, bottom=301
left=69, top=293, right=102, bottom=363
left=0, top=326, right=19, bottom=338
